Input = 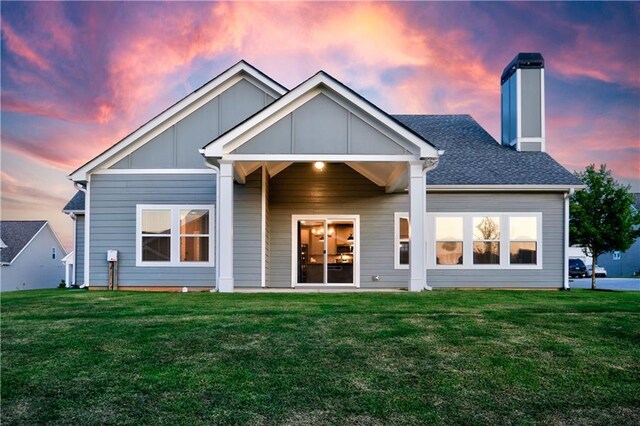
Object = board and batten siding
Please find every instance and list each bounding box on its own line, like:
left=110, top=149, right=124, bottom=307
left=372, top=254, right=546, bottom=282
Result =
left=110, top=78, right=275, bottom=170
left=75, top=215, right=85, bottom=285
left=269, top=163, right=409, bottom=288
left=233, top=169, right=262, bottom=287
left=425, top=192, right=565, bottom=288
left=233, top=94, right=413, bottom=156
left=89, top=173, right=216, bottom=287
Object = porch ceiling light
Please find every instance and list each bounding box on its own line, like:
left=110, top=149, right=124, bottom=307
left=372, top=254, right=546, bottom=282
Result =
left=313, top=161, right=325, bottom=171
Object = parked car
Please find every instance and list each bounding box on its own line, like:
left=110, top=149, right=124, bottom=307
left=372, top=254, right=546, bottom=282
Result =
left=586, top=264, right=608, bottom=278
left=569, top=258, right=587, bottom=278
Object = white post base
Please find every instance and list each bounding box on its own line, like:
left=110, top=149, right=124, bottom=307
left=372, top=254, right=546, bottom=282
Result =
left=409, top=278, right=425, bottom=292
left=218, top=277, right=235, bottom=293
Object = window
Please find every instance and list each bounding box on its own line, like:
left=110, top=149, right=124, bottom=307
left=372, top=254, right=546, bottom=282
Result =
left=52, top=247, right=56, bottom=260
left=394, top=212, right=410, bottom=269
left=473, top=216, right=500, bottom=264
left=509, top=216, right=537, bottom=264
left=435, top=217, right=463, bottom=265
left=428, top=213, right=542, bottom=269
left=136, top=205, right=214, bottom=267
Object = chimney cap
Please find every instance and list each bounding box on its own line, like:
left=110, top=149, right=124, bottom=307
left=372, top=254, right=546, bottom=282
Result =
left=501, top=53, right=544, bottom=84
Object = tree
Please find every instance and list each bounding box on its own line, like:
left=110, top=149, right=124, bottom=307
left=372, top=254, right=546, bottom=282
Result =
left=570, top=164, right=640, bottom=289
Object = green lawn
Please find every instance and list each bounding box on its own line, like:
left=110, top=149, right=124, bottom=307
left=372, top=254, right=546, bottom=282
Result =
left=2, top=290, right=639, bottom=425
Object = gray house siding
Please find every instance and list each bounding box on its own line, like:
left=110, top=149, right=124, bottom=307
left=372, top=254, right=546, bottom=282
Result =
left=75, top=215, right=85, bottom=285
left=426, top=192, right=565, bottom=288
left=89, top=173, right=216, bottom=287
left=110, top=79, right=274, bottom=170
left=269, top=163, right=409, bottom=288
left=1, top=225, right=66, bottom=292
left=233, top=169, right=262, bottom=287
left=597, top=239, right=640, bottom=277
left=234, top=94, right=411, bottom=155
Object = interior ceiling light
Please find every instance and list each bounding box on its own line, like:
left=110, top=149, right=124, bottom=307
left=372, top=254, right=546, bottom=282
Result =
left=313, top=161, right=325, bottom=171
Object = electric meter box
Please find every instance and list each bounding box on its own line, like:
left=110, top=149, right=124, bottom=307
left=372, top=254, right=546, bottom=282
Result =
left=107, top=250, right=118, bottom=262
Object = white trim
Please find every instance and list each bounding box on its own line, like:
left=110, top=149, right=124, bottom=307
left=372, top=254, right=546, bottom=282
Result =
left=516, top=68, right=522, bottom=152
left=217, top=162, right=234, bottom=292
left=426, top=184, right=585, bottom=192
left=394, top=212, right=410, bottom=270
left=71, top=214, right=77, bottom=285
left=261, top=166, right=267, bottom=288
left=69, top=61, right=287, bottom=181
left=291, top=214, right=360, bottom=288
left=62, top=209, right=85, bottom=214
left=84, top=176, right=90, bottom=285
left=563, top=189, right=573, bottom=290
left=94, top=169, right=216, bottom=175
left=409, top=163, right=427, bottom=291
left=135, top=204, right=215, bottom=267
left=426, top=212, right=543, bottom=270
left=222, top=154, right=419, bottom=162
left=204, top=72, right=438, bottom=159
left=540, top=68, right=546, bottom=152
left=385, top=163, right=408, bottom=193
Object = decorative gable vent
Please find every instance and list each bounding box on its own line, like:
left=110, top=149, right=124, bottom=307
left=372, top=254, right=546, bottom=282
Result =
left=501, top=53, right=545, bottom=152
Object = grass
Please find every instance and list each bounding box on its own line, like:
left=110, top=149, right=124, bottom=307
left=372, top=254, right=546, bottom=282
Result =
left=2, top=289, right=639, bottom=425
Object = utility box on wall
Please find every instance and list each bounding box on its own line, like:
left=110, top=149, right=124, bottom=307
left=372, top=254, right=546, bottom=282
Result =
left=107, top=250, right=118, bottom=262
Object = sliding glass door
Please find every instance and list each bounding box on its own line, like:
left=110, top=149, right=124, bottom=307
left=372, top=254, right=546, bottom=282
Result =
left=295, top=216, right=358, bottom=286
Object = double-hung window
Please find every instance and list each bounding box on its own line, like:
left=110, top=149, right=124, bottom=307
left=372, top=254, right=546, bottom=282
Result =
left=136, top=205, right=214, bottom=267
left=435, top=217, right=464, bottom=265
left=509, top=216, right=538, bottom=265
left=394, top=212, right=410, bottom=269
left=473, top=216, right=500, bottom=265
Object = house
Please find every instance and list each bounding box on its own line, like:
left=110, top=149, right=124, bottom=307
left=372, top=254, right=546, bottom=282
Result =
left=0, top=221, right=67, bottom=291
left=595, top=193, right=640, bottom=277
left=64, top=53, right=583, bottom=292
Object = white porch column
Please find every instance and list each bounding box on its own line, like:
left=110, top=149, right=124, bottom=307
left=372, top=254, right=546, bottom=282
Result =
left=218, top=161, right=235, bottom=292
left=409, top=162, right=428, bottom=292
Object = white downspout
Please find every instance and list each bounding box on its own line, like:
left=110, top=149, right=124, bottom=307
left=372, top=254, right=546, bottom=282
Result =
left=421, top=156, right=441, bottom=291
left=563, top=188, right=575, bottom=290
left=204, top=161, right=221, bottom=292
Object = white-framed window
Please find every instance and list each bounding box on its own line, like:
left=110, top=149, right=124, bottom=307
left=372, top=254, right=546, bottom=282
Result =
left=435, top=216, right=464, bottom=265
left=136, top=204, right=215, bottom=267
left=427, top=212, right=542, bottom=269
left=394, top=212, right=410, bottom=269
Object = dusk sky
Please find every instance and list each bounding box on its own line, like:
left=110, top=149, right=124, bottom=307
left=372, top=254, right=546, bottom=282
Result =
left=1, top=1, right=639, bottom=249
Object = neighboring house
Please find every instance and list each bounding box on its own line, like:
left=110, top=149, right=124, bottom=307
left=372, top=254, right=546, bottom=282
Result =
left=596, top=193, right=640, bottom=277
left=64, top=53, right=583, bottom=292
left=0, top=221, right=67, bottom=291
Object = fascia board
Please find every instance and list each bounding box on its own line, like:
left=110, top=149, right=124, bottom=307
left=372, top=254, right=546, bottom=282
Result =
left=204, top=73, right=439, bottom=159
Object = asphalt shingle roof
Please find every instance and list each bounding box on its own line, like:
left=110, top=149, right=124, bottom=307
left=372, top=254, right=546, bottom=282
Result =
left=0, top=221, right=47, bottom=264
left=63, top=191, right=85, bottom=212
left=393, top=114, right=583, bottom=186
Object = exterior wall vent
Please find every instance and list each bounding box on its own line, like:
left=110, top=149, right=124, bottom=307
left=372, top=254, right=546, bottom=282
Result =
left=501, top=53, right=545, bottom=152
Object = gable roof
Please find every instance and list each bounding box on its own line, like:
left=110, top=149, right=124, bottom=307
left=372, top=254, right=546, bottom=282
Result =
left=62, top=191, right=85, bottom=213
left=0, top=221, right=47, bottom=264
left=69, top=60, right=288, bottom=181
left=203, top=71, right=439, bottom=159
left=394, top=115, right=583, bottom=187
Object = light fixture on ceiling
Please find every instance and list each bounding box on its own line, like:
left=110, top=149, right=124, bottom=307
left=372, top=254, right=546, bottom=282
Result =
left=313, top=161, right=325, bottom=171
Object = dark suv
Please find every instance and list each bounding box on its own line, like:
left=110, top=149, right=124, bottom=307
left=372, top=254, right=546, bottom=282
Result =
left=569, top=258, right=587, bottom=278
